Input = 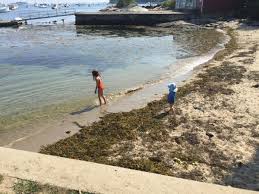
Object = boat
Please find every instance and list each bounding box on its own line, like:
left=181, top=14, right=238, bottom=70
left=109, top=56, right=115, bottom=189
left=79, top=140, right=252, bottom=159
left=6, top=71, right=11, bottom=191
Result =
left=8, top=4, right=19, bottom=10
left=0, top=4, right=10, bottom=13
left=14, top=17, right=23, bottom=21
left=38, top=3, right=48, bottom=8
left=51, top=4, right=58, bottom=9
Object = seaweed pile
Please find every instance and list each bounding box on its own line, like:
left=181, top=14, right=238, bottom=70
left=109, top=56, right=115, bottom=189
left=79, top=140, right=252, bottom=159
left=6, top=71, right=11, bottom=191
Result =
left=41, top=29, right=258, bottom=188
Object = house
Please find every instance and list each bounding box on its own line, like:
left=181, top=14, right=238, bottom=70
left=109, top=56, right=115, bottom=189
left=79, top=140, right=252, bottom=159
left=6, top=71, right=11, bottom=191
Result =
left=175, top=0, right=242, bottom=14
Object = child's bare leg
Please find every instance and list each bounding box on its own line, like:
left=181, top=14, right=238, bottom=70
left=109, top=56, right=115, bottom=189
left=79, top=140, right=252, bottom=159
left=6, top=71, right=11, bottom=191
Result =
left=98, top=95, right=102, bottom=106
left=169, top=104, right=173, bottom=112
left=171, top=105, right=176, bottom=117
left=172, top=106, right=175, bottom=115
left=102, top=95, right=107, bottom=104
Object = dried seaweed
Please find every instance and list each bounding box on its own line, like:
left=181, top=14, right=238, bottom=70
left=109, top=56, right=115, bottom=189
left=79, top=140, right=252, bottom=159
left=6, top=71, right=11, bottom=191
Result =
left=40, top=28, right=250, bottom=187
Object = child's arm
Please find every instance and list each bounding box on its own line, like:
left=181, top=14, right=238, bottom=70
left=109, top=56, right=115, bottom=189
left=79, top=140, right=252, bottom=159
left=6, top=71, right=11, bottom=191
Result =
left=95, top=78, right=100, bottom=94
left=95, top=79, right=98, bottom=94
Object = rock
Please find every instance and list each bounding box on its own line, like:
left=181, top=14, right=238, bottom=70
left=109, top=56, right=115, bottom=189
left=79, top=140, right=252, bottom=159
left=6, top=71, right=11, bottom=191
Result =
left=173, top=157, right=182, bottom=164
left=206, top=132, right=215, bottom=139
left=152, top=6, right=164, bottom=11
left=149, top=156, right=162, bottom=162
left=65, top=130, right=71, bottom=134
left=236, top=161, right=244, bottom=168
left=194, top=106, right=204, bottom=112
left=100, top=6, right=119, bottom=12
left=252, top=84, right=259, bottom=88
left=175, top=137, right=183, bottom=145
left=126, top=6, right=149, bottom=12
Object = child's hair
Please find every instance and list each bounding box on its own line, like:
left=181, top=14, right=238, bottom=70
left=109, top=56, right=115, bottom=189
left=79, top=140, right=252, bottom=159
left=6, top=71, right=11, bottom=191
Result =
left=92, top=70, right=100, bottom=78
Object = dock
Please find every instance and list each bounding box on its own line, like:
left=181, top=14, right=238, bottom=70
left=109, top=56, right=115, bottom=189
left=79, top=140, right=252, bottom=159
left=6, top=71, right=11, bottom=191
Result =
left=75, top=11, right=192, bottom=25
left=18, top=9, right=75, bottom=21
left=0, top=20, right=21, bottom=27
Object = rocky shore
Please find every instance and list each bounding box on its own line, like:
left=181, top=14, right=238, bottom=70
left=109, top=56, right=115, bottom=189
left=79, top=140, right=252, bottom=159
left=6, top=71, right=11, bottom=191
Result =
left=40, top=20, right=259, bottom=191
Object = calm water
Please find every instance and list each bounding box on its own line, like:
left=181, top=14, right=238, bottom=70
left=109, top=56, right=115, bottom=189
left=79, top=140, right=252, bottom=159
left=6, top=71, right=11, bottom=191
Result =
left=0, top=3, right=108, bottom=24
left=0, top=5, right=225, bottom=133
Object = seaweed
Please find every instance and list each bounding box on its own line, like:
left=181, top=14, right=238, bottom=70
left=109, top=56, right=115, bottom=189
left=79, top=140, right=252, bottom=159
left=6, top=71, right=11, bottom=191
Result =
left=0, top=175, right=3, bottom=185
left=231, top=44, right=257, bottom=59
left=40, top=28, right=249, bottom=187
left=13, top=180, right=41, bottom=194
left=247, top=71, right=259, bottom=82
left=214, top=29, right=238, bottom=61
left=177, top=61, right=246, bottom=100
left=12, top=179, right=95, bottom=194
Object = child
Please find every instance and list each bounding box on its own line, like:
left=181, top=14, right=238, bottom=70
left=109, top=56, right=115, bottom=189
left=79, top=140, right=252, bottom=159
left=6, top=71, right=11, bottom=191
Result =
left=167, top=83, right=177, bottom=114
left=92, top=70, right=107, bottom=106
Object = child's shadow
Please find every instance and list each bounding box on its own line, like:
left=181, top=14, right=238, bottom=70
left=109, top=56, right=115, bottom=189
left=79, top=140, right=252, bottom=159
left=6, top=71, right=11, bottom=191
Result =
left=70, top=105, right=99, bottom=115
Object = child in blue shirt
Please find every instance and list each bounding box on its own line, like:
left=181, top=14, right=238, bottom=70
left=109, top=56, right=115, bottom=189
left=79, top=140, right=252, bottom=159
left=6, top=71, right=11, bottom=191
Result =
left=168, top=83, right=177, bottom=114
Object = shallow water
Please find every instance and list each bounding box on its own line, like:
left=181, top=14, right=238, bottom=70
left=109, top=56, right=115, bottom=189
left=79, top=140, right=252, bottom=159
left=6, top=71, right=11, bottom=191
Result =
left=0, top=17, right=224, bottom=136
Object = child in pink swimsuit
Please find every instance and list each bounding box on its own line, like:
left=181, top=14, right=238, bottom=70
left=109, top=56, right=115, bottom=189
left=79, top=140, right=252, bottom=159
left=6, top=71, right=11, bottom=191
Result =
left=92, top=70, right=107, bottom=106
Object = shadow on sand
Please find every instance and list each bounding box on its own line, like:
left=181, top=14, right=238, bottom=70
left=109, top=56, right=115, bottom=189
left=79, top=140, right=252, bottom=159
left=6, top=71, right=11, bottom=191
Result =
left=225, top=144, right=259, bottom=191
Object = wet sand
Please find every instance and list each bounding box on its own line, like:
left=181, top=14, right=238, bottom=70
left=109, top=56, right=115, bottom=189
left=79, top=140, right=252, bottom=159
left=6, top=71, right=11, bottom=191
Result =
left=40, top=21, right=259, bottom=191
left=5, top=52, right=217, bottom=152
left=0, top=24, right=225, bottom=150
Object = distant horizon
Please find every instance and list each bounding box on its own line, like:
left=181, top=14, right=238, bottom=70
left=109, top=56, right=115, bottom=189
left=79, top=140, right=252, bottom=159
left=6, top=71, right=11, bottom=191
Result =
left=3, top=0, right=109, bottom=4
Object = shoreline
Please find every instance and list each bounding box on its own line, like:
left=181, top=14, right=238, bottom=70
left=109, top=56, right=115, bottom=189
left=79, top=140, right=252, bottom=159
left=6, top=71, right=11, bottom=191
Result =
left=2, top=23, right=227, bottom=152
left=40, top=20, right=259, bottom=191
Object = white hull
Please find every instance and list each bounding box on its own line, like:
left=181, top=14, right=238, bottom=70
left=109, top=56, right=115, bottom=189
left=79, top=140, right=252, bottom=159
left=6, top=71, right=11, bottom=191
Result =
left=9, top=4, right=19, bottom=10
left=0, top=6, right=10, bottom=13
left=38, top=4, right=48, bottom=8
left=51, top=4, right=58, bottom=9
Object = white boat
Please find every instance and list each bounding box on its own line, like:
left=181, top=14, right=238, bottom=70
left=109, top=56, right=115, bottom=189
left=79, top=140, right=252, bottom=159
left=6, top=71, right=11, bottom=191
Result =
left=0, top=4, right=10, bottom=13
left=51, top=4, right=58, bottom=9
left=38, top=3, right=48, bottom=8
left=14, top=17, right=23, bottom=21
left=8, top=4, right=19, bottom=10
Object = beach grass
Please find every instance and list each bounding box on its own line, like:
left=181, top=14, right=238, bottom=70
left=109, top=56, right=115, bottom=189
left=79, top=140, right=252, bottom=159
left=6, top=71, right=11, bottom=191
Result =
left=13, top=180, right=41, bottom=194
left=12, top=179, right=95, bottom=194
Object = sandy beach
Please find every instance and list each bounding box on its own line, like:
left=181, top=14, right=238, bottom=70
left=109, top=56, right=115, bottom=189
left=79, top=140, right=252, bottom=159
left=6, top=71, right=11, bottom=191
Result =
left=39, top=20, right=259, bottom=191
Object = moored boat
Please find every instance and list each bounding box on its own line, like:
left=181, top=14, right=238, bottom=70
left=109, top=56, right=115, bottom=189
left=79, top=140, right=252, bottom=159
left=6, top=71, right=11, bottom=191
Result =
left=38, top=3, right=48, bottom=8
left=51, top=4, right=58, bottom=9
left=8, top=4, right=19, bottom=10
left=0, top=4, right=10, bottom=13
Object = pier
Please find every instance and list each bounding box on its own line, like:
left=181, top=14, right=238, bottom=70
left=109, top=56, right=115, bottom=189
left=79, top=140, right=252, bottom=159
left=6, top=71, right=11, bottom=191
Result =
left=0, top=9, right=75, bottom=27
left=75, top=11, right=191, bottom=25
left=0, top=20, right=21, bottom=27
left=18, top=9, right=75, bottom=21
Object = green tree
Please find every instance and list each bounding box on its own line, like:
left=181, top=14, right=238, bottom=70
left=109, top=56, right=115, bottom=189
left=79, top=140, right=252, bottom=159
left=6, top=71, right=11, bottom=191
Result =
left=161, top=0, right=176, bottom=9
left=116, top=0, right=136, bottom=8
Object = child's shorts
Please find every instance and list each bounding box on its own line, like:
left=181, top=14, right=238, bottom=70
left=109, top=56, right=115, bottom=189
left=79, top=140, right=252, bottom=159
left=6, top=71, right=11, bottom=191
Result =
left=168, top=92, right=176, bottom=104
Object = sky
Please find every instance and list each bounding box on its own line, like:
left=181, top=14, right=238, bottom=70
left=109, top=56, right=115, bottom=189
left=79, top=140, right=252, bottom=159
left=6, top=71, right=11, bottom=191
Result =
left=3, top=0, right=109, bottom=4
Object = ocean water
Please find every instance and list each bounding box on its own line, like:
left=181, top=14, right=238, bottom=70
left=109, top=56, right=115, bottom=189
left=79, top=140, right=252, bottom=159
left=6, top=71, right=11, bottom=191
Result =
left=0, top=4, right=225, bottom=134
left=0, top=3, right=108, bottom=23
